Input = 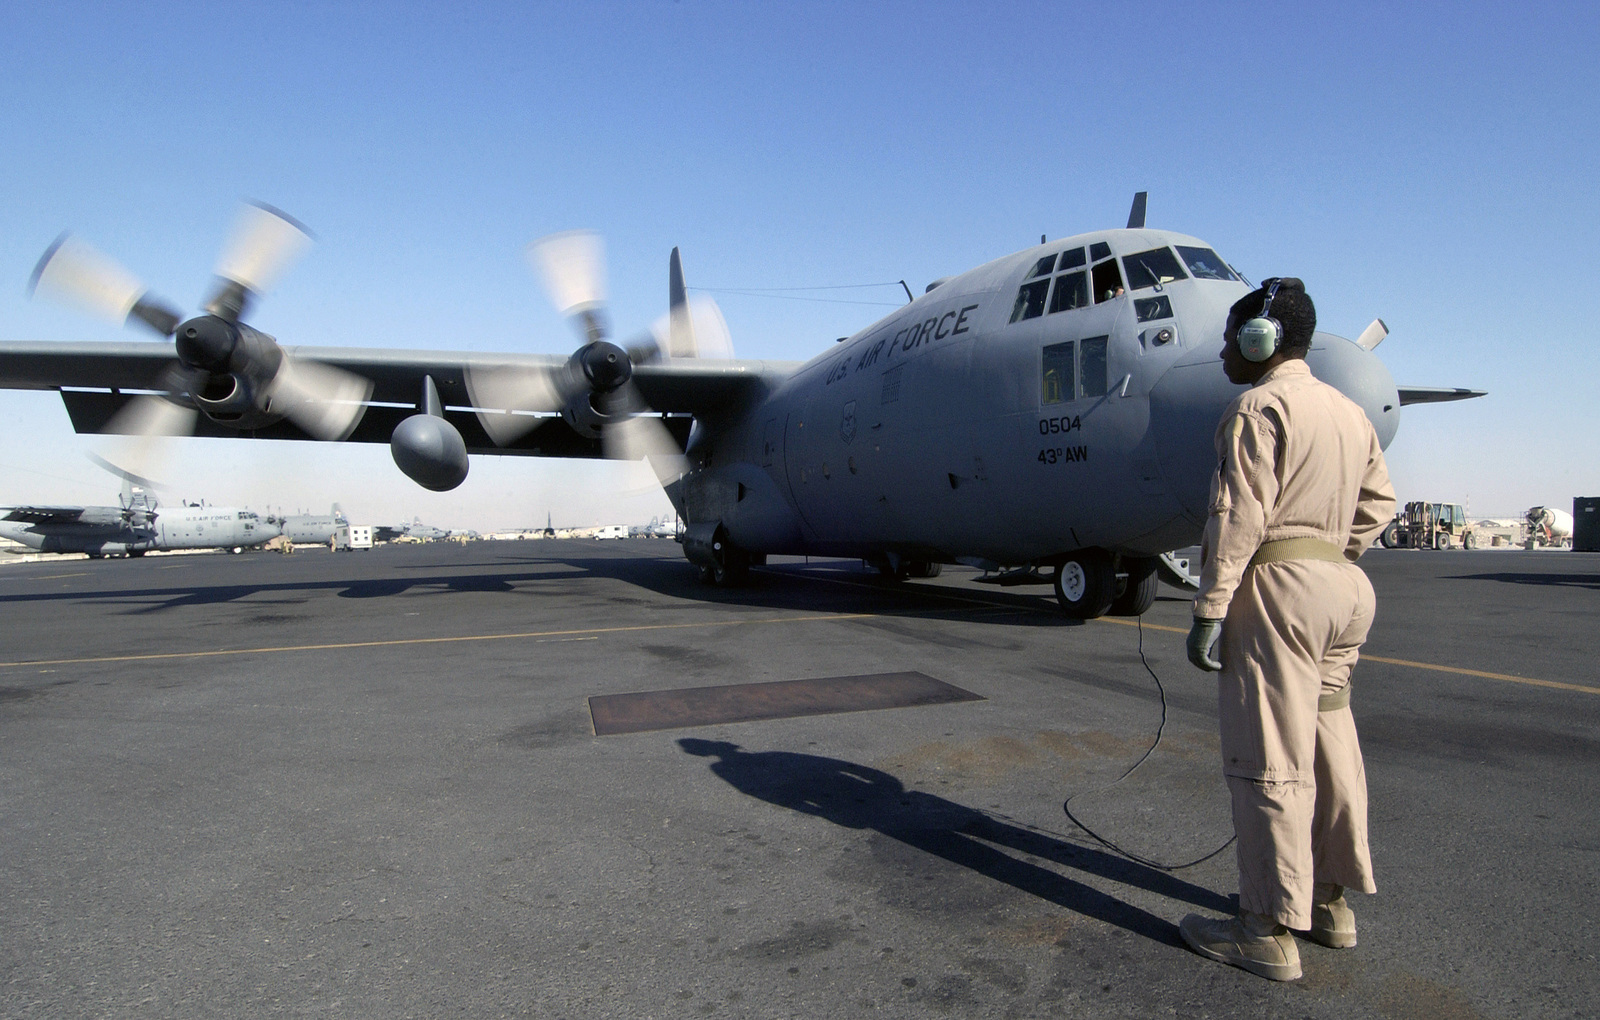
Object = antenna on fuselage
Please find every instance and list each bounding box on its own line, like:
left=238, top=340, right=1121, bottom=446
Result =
left=1127, top=191, right=1148, bottom=229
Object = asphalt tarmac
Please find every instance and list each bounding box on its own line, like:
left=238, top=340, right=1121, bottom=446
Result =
left=1, top=541, right=1595, bottom=1019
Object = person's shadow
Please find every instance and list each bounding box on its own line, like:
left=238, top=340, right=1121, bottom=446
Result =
left=680, top=739, right=1231, bottom=946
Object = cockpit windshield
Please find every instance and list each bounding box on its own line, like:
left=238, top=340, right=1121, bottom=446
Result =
left=1122, top=247, right=1188, bottom=290
left=1174, top=246, right=1240, bottom=282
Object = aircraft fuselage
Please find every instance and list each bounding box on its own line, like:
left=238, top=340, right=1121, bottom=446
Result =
left=674, top=228, right=1400, bottom=575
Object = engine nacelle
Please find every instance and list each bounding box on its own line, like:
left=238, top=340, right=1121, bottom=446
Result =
left=391, top=413, right=469, bottom=491
left=560, top=341, right=636, bottom=439
left=176, top=315, right=292, bottom=430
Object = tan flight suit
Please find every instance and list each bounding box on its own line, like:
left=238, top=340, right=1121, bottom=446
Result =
left=1194, top=359, right=1396, bottom=930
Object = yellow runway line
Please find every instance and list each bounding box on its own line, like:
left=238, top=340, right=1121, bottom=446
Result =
left=0, top=613, right=881, bottom=669
left=1361, top=655, right=1600, bottom=696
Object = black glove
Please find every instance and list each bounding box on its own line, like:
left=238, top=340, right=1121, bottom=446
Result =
left=1187, top=617, right=1224, bottom=672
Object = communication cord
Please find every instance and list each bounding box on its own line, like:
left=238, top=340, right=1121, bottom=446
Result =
left=1056, top=614, right=1237, bottom=872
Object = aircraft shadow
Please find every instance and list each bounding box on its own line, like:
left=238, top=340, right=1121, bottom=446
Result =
left=1449, top=571, right=1600, bottom=591
left=0, top=569, right=591, bottom=613
left=679, top=739, right=1231, bottom=946
left=0, top=544, right=1178, bottom=626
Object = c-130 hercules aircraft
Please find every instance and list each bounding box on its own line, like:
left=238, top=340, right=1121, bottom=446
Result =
left=0, top=195, right=1481, bottom=616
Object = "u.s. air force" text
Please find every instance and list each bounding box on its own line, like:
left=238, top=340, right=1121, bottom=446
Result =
left=825, top=303, right=980, bottom=385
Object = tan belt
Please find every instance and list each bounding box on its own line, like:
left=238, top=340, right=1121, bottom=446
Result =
left=1249, top=537, right=1346, bottom=566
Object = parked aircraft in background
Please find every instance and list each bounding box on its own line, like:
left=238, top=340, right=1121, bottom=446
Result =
left=374, top=516, right=453, bottom=542
left=0, top=480, right=279, bottom=558
left=271, top=503, right=348, bottom=544
left=0, top=196, right=1483, bottom=615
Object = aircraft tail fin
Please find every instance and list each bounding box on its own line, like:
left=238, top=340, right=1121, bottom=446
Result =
left=1127, top=191, right=1148, bottom=229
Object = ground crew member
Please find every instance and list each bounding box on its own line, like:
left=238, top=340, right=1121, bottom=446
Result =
left=1181, top=278, right=1395, bottom=981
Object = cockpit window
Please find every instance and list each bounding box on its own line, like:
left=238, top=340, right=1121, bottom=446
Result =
left=1010, top=278, right=1050, bottom=322
left=1010, top=246, right=1101, bottom=323
left=1042, top=341, right=1075, bottom=405
left=1089, top=241, right=1112, bottom=261
left=1091, top=258, right=1123, bottom=303
left=1123, top=247, right=1188, bottom=290
left=1135, top=295, right=1173, bottom=322
left=1080, top=336, right=1109, bottom=397
left=1048, top=271, right=1088, bottom=314
left=1175, top=246, right=1239, bottom=281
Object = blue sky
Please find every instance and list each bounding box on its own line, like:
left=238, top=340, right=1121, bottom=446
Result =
left=2, top=1, right=1595, bottom=528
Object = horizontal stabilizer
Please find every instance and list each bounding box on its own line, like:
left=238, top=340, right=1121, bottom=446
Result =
left=1397, top=387, right=1487, bottom=406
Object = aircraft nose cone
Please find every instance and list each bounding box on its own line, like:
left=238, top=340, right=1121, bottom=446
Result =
left=1303, top=334, right=1401, bottom=450
left=1148, top=334, right=1403, bottom=524
left=1148, top=350, right=1237, bottom=523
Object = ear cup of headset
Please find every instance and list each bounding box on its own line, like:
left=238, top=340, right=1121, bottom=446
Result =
left=1236, top=316, right=1280, bottom=362
left=1236, top=277, right=1285, bottom=363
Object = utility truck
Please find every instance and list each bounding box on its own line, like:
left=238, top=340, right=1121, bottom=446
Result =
left=1379, top=501, right=1478, bottom=549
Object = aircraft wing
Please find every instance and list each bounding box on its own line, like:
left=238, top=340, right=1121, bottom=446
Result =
left=0, top=340, right=801, bottom=458
left=1, top=505, right=126, bottom=525
left=1397, top=386, right=1487, bottom=406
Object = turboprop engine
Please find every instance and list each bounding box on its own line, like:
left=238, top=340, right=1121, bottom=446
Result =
left=28, top=202, right=373, bottom=443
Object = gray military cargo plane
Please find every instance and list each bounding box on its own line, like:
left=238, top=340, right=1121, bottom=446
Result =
left=271, top=504, right=348, bottom=544
left=0, top=197, right=1481, bottom=615
left=0, top=481, right=279, bottom=558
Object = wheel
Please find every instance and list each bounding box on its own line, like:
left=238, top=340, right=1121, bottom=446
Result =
left=905, top=560, right=942, bottom=578
left=697, top=563, right=717, bottom=585
left=1433, top=532, right=1450, bottom=550
left=1379, top=522, right=1402, bottom=549
left=709, top=547, right=751, bottom=586
left=1108, top=556, right=1158, bottom=616
left=1463, top=531, right=1478, bottom=550
left=1053, top=549, right=1117, bottom=619
left=871, top=555, right=903, bottom=579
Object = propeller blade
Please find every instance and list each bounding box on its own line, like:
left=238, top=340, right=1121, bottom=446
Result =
left=602, top=405, right=688, bottom=485
left=1355, top=318, right=1388, bottom=351
left=28, top=234, right=181, bottom=336
left=527, top=230, right=607, bottom=342
left=267, top=356, right=373, bottom=441
left=650, top=292, right=733, bottom=360
left=206, top=202, right=313, bottom=321
left=86, top=451, right=168, bottom=493
left=465, top=361, right=571, bottom=446
left=105, top=392, right=199, bottom=438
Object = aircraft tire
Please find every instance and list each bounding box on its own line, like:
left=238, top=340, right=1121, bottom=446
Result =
left=905, top=560, right=943, bottom=578
left=1054, top=549, right=1117, bottom=619
left=1108, top=557, right=1158, bottom=616
left=709, top=547, right=752, bottom=587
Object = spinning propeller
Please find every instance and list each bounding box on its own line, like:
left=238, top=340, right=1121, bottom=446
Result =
left=466, top=231, right=731, bottom=485
left=29, top=202, right=372, bottom=442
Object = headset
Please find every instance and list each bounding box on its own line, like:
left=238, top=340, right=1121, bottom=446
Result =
left=1236, top=277, right=1284, bottom=363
